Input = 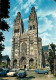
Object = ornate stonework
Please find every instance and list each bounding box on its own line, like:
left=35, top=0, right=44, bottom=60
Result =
left=11, top=7, right=42, bottom=69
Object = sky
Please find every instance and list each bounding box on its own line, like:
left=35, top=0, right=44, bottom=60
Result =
left=2, top=0, right=56, bottom=59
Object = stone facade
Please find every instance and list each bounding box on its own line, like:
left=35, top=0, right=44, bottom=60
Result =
left=11, top=7, right=42, bottom=69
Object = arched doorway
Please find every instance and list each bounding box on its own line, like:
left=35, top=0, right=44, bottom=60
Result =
left=13, top=59, right=17, bottom=68
left=29, top=58, right=34, bottom=69
left=20, top=56, right=26, bottom=69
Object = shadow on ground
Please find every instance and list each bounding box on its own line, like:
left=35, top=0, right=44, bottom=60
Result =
left=0, top=76, right=35, bottom=80
left=17, top=76, right=35, bottom=80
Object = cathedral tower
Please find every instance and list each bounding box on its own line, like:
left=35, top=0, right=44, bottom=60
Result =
left=28, top=7, right=38, bottom=36
left=13, top=12, right=24, bottom=37
left=27, top=7, right=39, bottom=68
left=11, top=12, right=24, bottom=68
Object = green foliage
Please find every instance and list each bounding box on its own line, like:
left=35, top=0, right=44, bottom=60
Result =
left=48, top=43, right=55, bottom=73
left=54, top=0, right=56, bottom=2
left=0, top=32, right=5, bottom=42
left=1, top=0, right=10, bottom=18
left=0, top=20, right=10, bottom=31
left=0, top=43, right=5, bottom=53
left=0, top=0, right=10, bottom=56
left=0, top=62, right=6, bottom=67
left=0, top=51, right=2, bottom=65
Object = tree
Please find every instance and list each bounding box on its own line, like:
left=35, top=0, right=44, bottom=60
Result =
left=48, top=43, right=55, bottom=73
left=0, top=0, right=10, bottom=64
left=0, top=51, right=2, bottom=65
left=54, top=0, right=56, bottom=1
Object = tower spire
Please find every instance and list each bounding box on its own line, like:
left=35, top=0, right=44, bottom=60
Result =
left=13, top=12, right=24, bottom=36
left=28, top=7, right=38, bottom=34
left=31, top=7, right=35, bottom=12
left=29, top=7, right=37, bottom=21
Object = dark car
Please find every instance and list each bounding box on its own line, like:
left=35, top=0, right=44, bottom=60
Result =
left=17, top=69, right=27, bottom=78
left=35, top=69, right=48, bottom=74
left=0, top=69, right=7, bottom=77
left=35, top=69, right=39, bottom=73
left=3, top=68, right=10, bottom=73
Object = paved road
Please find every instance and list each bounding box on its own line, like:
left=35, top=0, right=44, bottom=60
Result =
left=0, top=70, right=56, bottom=80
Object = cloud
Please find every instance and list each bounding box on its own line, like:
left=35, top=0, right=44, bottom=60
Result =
left=37, top=9, right=56, bottom=45
left=2, top=46, right=11, bottom=59
left=52, top=10, right=56, bottom=18
left=22, top=0, right=36, bottom=12
left=9, top=24, right=13, bottom=28
left=37, top=9, right=56, bottom=18
left=23, top=18, right=28, bottom=22
left=6, top=38, right=12, bottom=42
left=11, top=7, right=17, bottom=13
left=40, top=33, right=56, bottom=46
left=39, top=32, right=51, bottom=45
left=13, top=9, right=20, bottom=17
left=17, top=0, right=23, bottom=4
left=42, top=37, right=50, bottom=46
left=25, top=7, right=29, bottom=13
left=39, top=32, right=51, bottom=37
left=38, top=17, right=53, bottom=33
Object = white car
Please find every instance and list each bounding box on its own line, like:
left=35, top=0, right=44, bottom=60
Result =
left=7, top=70, right=16, bottom=77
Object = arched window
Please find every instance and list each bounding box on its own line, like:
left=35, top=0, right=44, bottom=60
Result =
left=33, top=25, right=35, bottom=29
left=14, top=29, right=19, bottom=33
left=30, top=26, right=32, bottom=30
left=21, top=42, right=27, bottom=55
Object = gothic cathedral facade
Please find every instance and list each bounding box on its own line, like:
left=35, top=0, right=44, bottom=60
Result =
left=11, top=7, right=42, bottom=69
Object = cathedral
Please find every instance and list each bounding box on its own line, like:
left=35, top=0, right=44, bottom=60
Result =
left=11, top=7, right=42, bottom=69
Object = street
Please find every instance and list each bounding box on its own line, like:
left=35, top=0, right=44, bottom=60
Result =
left=0, top=70, right=56, bottom=80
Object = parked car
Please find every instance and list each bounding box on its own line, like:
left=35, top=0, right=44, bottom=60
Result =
left=17, top=69, right=27, bottom=78
left=7, top=70, right=17, bottom=77
left=3, top=68, right=10, bottom=73
left=0, top=69, right=7, bottom=77
left=35, top=69, right=48, bottom=74
left=35, top=69, right=39, bottom=73
left=0, top=68, right=3, bottom=71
